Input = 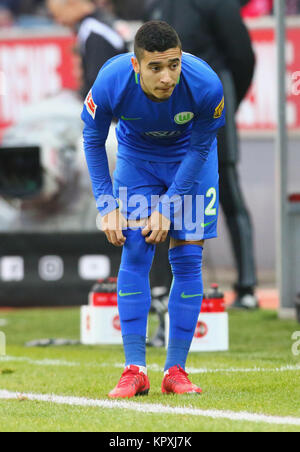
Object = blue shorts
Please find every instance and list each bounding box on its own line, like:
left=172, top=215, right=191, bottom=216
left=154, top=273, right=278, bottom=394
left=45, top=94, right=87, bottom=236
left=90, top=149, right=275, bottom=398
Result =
left=113, top=147, right=219, bottom=241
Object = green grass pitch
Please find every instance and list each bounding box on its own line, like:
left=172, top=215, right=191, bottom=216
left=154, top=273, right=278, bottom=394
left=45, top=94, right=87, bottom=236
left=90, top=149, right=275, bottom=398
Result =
left=0, top=307, right=300, bottom=432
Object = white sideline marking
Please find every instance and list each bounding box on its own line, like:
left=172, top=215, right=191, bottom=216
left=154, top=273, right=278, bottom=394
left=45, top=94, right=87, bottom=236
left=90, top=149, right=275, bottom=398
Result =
left=0, top=356, right=79, bottom=367
left=185, top=364, right=300, bottom=374
left=0, top=389, right=300, bottom=427
left=1, top=356, right=300, bottom=374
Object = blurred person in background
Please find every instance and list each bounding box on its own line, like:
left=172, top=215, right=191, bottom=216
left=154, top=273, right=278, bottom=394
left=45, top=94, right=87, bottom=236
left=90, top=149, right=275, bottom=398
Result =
left=0, top=0, right=20, bottom=14
left=0, top=0, right=50, bottom=26
left=0, top=0, right=19, bottom=26
left=147, top=0, right=259, bottom=309
left=13, top=0, right=45, bottom=15
left=0, top=6, right=14, bottom=27
left=47, top=0, right=128, bottom=98
left=110, top=0, right=146, bottom=21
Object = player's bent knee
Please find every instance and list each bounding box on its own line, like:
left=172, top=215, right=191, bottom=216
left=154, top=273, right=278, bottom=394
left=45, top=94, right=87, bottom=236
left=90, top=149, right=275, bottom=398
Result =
left=118, top=228, right=154, bottom=338
left=169, top=244, right=203, bottom=282
left=121, top=227, right=155, bottom=271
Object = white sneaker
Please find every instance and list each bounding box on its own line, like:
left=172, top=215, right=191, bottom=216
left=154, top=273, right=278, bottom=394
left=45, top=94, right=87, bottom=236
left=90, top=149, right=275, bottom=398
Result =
left=231, top=294, right=259, bottom=310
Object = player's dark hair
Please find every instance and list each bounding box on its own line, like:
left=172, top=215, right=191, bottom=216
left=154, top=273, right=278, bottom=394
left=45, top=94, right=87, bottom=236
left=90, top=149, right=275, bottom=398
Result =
left=134, top=21, right=182, bottom=61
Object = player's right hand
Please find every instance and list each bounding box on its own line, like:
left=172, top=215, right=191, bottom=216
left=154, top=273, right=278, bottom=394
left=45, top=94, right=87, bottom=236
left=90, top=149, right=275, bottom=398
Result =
left=101, top=209, right=127, bottom=247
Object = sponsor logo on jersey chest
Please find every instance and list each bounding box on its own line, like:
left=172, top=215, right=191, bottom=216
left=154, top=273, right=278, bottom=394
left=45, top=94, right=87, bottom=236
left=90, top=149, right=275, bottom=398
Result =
left=144, top=131, right=182, bottom=138
left=174, top=111, right=194, bottom=125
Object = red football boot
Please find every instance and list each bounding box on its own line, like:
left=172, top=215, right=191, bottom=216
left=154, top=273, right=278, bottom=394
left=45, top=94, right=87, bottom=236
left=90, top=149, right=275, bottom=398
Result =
left=108, top=365, right=150, bottom=399
left=162, top=365, right=202, bottom=395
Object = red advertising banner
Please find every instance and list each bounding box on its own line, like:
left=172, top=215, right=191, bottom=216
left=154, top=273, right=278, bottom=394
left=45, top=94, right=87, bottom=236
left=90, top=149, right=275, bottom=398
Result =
left=0, top=32, right=77, bottom=133
left=0, top=21, right=300, bottom=134
left=237, top=23, right=300, bottom=132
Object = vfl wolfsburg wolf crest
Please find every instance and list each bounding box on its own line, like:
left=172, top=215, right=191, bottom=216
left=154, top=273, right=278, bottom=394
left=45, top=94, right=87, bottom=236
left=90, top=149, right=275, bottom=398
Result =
left=174, top=112, right=194, bottom=125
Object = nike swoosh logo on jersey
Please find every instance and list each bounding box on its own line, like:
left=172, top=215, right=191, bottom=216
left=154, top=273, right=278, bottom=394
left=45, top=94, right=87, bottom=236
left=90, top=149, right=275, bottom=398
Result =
left=119, top=290, right=143, bottom=297
left=121, top=116, right=142, bottom=121
left=181, top=292, right=203, bottom=299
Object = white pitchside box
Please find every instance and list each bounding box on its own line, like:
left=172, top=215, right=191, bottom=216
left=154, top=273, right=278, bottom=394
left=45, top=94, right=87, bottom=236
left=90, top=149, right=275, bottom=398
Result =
left=81, top=285, right=229, bottom=351
left=81, top=290, right=123, bottom=345
left=165, top=313, right=229, bottom=352
left=165, top=291, right=229, bottom=352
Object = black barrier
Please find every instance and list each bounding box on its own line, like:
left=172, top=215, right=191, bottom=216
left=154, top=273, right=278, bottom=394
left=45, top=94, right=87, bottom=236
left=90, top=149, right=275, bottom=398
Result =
left=0, top=232, right=172, bottom=307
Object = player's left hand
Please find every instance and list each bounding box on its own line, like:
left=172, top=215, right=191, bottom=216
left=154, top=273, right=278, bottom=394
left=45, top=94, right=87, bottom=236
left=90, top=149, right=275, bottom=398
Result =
left=141, top=211, right=171, bottom=244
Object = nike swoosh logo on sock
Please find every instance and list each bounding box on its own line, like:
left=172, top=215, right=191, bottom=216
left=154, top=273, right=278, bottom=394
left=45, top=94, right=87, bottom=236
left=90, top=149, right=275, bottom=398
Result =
left=119, top=290, right=143, bottom=297
left=181, top=292, right=203, bottom=299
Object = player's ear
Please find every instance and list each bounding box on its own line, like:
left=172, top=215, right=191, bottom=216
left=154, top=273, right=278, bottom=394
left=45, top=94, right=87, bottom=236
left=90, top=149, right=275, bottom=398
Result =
left=131, top=56, right=140, bottom=74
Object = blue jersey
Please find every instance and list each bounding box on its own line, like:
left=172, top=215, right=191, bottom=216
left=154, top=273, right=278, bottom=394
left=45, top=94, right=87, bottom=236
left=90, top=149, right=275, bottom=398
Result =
left=81, top=52, right=225, bottom=214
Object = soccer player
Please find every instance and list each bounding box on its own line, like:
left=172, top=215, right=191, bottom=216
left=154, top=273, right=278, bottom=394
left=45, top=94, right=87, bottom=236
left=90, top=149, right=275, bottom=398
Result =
left=81, top=21, right=225, bottom=397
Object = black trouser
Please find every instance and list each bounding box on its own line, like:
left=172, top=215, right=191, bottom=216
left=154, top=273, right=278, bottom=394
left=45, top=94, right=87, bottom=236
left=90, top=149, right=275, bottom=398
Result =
left=218, top=70, right=257, bottom=294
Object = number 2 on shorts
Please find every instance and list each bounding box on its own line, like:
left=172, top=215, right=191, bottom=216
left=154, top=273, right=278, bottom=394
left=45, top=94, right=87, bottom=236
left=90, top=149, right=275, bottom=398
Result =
left=205, top=187, right=217, bottom=216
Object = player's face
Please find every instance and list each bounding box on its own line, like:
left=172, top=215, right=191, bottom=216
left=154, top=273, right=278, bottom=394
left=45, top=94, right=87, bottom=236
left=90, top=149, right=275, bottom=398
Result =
left=132, top=47, right=182, bottom=102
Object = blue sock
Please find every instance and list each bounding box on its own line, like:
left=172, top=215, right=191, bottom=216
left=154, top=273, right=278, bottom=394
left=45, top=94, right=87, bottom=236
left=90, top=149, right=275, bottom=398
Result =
left=118, top=228, right=155, bottom=367
left=122, top=335, right=147, bottom=367
left=164, top=245, right=203, bottom=372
